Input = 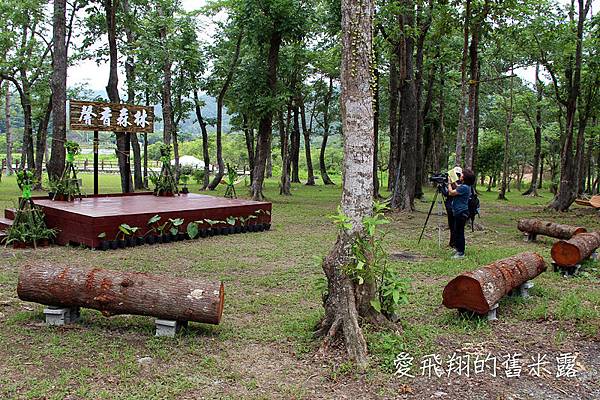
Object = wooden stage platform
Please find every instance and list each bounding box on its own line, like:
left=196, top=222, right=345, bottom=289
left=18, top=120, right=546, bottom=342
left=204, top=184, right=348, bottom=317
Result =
left=0, top=193, right=271, bottom=249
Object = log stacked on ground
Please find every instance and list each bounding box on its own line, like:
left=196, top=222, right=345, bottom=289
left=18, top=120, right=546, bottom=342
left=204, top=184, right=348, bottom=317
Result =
left=550, top=231, right=600, bottom=267
left=442, top=252, right=546, bottom=314
left=517, top=219, right=586, bottom=240
left=17, top=264, right=224, bottom=324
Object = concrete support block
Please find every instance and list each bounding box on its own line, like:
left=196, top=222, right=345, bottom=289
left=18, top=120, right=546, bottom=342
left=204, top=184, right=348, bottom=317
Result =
left=44, top=306, right=80, bottom=326
left=487, top=303, right=499, bottom=321
left=155, top=319, right=187, bottom=337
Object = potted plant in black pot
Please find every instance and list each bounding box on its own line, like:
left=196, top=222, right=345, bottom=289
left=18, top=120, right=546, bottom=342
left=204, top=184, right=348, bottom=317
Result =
left=119, top=224, right=140, bottom=247
left=143, top=214, right=162, bottom=244
left=51, top=141, right=82, bottom=201
left=168, top=218, right=185, bottom=241
left=179, top=174, right=190, bottom=194
left=97, top=232, right=109, bottom=251
left=151, top=145, right=178, bottom=197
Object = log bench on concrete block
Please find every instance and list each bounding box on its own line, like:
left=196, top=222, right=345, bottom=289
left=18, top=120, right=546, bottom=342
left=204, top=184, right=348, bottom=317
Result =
left=17, top=263, right=224, bottom=335
left=517, top=219, right=586, bottom=242
left=443, top=252, right=546, bottom=319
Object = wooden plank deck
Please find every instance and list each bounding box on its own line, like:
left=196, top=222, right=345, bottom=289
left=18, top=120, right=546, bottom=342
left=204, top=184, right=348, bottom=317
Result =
left=31, top=193, right=271, bottom=248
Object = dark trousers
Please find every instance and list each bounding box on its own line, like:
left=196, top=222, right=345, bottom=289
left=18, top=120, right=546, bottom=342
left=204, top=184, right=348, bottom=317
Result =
left=446, top=206, right=456, bottom=247
left=453, top=213, right=468, bottom=254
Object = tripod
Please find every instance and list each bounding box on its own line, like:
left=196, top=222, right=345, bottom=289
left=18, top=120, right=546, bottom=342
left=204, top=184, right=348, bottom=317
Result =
left=418, top=185, right=445, bottom=246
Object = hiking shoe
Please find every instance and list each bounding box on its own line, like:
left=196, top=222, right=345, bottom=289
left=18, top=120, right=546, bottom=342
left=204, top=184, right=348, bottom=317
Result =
left=452, top=252, right=465, bottom=259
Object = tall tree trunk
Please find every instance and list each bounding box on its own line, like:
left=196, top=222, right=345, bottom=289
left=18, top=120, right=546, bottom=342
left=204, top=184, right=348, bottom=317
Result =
left=301, top=100, right=315, bottom=185
left=48, top=0, right=67, bottom=180
left=498, top=69, right=514, bottom=200
left=320, top=76, right=335, bottom=185
left=523, top=64, right=542, bottom=196
left=317, top=0, right=382, bottom=369
left=455, top=0, right=471, bottom=166
left=209, top=33, right=242, bottom=190
left=19, top=78, right=34, bottom=170
left=105, top=0, right=131, bottom=193
left=391, top=0, right=417, bottom=211
left=4, top=82, right=12, bottom=175
left=242, top=114, right=255, bottom=184
left=279, top=110, right=291, bottom=195
left=413, top=0, right=432, bottom=199
left=387, top=56, right=399, bottom=190
left=373, top=58, right=380, bottom=197
left=538, top=153, right=544, bottom=189
left=251, top=31, right=282, bottom=200
left=123, top=0, right=143, bottom=191
left=34, top=98, right=52, bottom=188
left=193, top=90, right=211, bottom=190
left=290, top=103, right=301, bottom=183
left=548, top=0, right=592, bottom=211
left=433, top=65, right=445, bottom=173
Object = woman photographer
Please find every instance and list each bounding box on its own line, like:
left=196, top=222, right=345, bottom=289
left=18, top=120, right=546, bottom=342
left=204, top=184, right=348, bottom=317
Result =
left=447, top=168, right=476, bottom=259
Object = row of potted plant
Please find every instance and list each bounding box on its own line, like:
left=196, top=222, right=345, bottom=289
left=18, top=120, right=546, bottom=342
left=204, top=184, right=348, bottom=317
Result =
left=97, top=209, right=271, bottom=251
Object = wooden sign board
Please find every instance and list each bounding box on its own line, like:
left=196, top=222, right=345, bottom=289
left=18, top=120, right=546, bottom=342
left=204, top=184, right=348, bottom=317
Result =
left=69, top=100, right=154, bottom=133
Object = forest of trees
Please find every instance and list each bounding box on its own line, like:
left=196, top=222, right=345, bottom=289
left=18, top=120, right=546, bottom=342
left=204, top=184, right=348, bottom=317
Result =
left=0, top=0, right=597, bottom=210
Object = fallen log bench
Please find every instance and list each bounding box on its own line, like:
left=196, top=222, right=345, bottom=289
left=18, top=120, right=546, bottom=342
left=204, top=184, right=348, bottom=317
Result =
left=442, top=252, right=546, bottom=320
left=551, top=231, right=600, bottom=273
left=17, top=264, right=224, bottom=336
left=517, top=219, right=586, bottom=242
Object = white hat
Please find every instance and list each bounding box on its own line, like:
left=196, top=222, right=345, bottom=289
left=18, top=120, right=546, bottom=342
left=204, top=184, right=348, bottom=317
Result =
left=454, top=166, right=463, bottom=175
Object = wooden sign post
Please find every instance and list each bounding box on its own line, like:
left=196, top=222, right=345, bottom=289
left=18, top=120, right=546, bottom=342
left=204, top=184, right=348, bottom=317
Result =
left=69, top=100, right=154, bottom=194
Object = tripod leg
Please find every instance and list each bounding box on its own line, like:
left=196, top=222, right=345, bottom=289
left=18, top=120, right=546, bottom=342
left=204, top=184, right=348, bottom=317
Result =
left=418, top=190, right=439, bottom=244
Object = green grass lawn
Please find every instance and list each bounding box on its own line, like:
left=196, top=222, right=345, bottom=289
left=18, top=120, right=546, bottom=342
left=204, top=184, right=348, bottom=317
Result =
left=0, top=175, right=598, bottom=399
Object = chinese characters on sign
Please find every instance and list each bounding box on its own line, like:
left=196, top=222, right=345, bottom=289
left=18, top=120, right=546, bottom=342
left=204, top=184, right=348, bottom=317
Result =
left=393, top=352, right=579, bottom=379
left=69, top=100, right=154, bottom=133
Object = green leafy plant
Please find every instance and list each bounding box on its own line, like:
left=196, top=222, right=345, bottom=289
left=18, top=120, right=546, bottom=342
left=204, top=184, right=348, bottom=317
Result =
left=329, top=200, right=408, bottom=319
left=226, top=216, right=237, bottom=226
left=169, top=218, right=184, bottom=236
left=115, top=223, right=139, bottom=241
left=186, top=221, right=199, bottom=239
left=224, top=163, right=237, bottom=198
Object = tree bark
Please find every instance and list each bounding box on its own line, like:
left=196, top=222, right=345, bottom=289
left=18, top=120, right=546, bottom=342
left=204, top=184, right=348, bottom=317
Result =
left=547, top=0, right=593, bottom=211
left=387, top=56, right=399, bottom=191
left=208, top=33, right=242, bottom=190
left=455, top=0, right=471, bottom=166
left=317, top=0, right=379, bottom=369
left=279, top=110, right=291, bottom=196
left=242, top=113, right=255, bottom=184
left=48, top=0, right=67, bottom=181
left=17, top=264, right=224, bottom=324
left=4, top=82, right=12, bottom=175
left=34, top=98, right=52, bottom=188
left=523, top=64, right=543, bottom=196
left=498, top=68, right=513, bottom=200
left=105, top=0, right=131, bottom=193
left=517, top=219, right=586, bottom=240
left=373, top=59, right=380, bottom=197
left=443, top=252, right=546, bottom=314
left=391, top=0, right=417, bottom=211
left=551, top=232, right=600, bottom=267
left=319, top=76, right=335, bottom=185
left=290, top=103, right=301, bottom=183
left=251, top=31, right=282, bottom=200
left=123, top=0, right=143, bottom=191
left=193, top=90, right=211, bottom=190
left=300, top=100, right=315, bottom=185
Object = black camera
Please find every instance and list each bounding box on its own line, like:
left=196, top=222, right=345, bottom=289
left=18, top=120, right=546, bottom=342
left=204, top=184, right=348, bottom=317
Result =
left=429, top=173, right=448, bottom=185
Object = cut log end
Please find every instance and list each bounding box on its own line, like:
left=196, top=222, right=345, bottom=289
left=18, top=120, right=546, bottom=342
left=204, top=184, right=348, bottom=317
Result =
left=551, top=242, right=582, bottom=267
left=442, top=276, right=490, bottom=315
